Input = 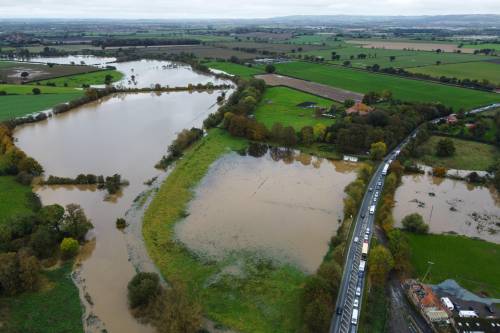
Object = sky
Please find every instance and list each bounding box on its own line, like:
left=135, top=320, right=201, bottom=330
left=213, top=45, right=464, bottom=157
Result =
left=0, top=0, right=499, bottom=19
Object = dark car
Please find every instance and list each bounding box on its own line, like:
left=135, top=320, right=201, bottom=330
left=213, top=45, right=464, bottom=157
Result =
left=336, top=307, right=343, bottom=315
left=361, top=212, right=366, bottom=219
left=485, top=304, right=495, bottom=314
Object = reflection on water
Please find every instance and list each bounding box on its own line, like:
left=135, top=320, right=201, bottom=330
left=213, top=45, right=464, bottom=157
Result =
left=394, top=171, right=500, bottom=243
left=174, top=145, right=359, bottom=274
left=14, top=91, right=222, bottom=332
left=29, top=55, right=117, bottom=66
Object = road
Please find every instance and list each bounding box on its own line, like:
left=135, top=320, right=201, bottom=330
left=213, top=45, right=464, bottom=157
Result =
left=329, top=102, right=500, bottom=333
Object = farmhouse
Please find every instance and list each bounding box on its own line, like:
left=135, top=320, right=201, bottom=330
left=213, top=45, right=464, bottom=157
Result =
left=346, top=102, right=374, bottom=116
left=446, top=113, right=458, bottom=124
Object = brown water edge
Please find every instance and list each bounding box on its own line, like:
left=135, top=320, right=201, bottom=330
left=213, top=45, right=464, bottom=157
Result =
left=14, top=91, right=226, bottom=332
left=394, top=168, right=500, bottom=243
left=174, top=148, right=360, bottom=274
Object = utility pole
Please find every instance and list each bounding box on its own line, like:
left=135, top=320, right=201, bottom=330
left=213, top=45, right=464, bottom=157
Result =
left=422, top=261, right=434, bottom=283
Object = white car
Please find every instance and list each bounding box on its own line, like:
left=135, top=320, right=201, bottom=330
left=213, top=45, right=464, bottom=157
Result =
left=364, top=234, right=369, bottom=241
left=353, top=298, right=359, bottom=308
left=356, top=287, right=361, bottom=296
left=354, top=236, right=359, bottom=243
left=366, top=227, right=370, bottom=234
left=374, top=191, right=379, bottom=198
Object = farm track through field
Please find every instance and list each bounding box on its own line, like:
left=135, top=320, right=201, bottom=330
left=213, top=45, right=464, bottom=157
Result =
left=255, top=73, right=364, bottom=102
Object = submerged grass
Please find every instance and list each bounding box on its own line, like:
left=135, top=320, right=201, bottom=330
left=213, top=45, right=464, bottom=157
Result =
left=143, top=129, right=307, bottom=332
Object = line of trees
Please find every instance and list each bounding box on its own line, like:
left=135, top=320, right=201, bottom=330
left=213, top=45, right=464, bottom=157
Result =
left=91, top=38, right=201, bottom=48
left=44, top=173, right=127, bottom=195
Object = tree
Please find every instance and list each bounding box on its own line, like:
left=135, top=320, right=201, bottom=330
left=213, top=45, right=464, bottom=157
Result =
left=342, top=60, right=351, bottom=67
left=301, top=276, right=334, bottom=333
left=61, top=204, right=93, bottom=242
left=370, top=141, right=387, bottom=160
left=432, top=166, right=447, bottom=178
left=265, top=64, right=276, bottom=74
left=381, top=89, right=393, bottom=101
left=282, top=126, right=298, bottom=146
left=271, top=122, right=284, bottom=142
left=362, top=91, right=381, bottom=105
left=60, top=237, right=79, bottom=259
left=32, top=88, right=41, bottom=95
left=18, top=253, right=40, bottom=291
left=20, top=71, right=29, bottom=80
left=389, top=55, right=396, bottom=62
left=38, top=204, right=65, bottom=233
left=0, top=252, right=19, bottom=295
left=116, top=218, right=127, bottom=229
left=128, top=272, right=160, bottom=308
left=155, top=282, right=202, bottom=333
left=29, top=225, right=57, bottom=258
left=368, top=245, right=394, bottom=286
left=387, top=229, right=411, bottom=274
left=402, top=213, right=429, bottom=234
left=300, top=126, right=314, bottom=146
left=344, top=99, right=355, bottom=108
left=435, top=138, right=455, bottom=157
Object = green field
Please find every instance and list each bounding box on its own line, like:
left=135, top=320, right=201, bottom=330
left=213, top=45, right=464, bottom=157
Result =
left=0, top=176, right=34, bottom=224
left=295, top=43, right=493, bottom=69
left=255, top=86, right=336, bottom=130
left=205, top=61, right=264, bottom=79
left=143, top=129, right=307, bottom=333
left=274, top=62, right=500, bottom=110
left=0, top=83, right=82, bottom=95
left=35, top=69, right=124, bottom=87
left=463, top=43, right=500, bottom=51
left=408, top=61, right=500, bottom=85
left=417, top=135, right=499, bottom=170
left=1, top=261, right=84, bottom=333
left=0, top=92, right=83, bottom=121
left=406, top=233, right=500, bottom=297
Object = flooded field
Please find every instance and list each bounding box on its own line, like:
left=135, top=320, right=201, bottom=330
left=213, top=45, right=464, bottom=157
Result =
left=394, top=171, right=500, bottom=243
left=27, top=55, right=229, bottom=88
left=14, top=89, right=225, bottom=332
left=175, top=146, right=359, bottom=273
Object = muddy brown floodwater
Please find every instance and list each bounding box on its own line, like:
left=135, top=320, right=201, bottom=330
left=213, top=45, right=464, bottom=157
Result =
left=14, top=89, right=228, bottom=332
left=174, top=147, right=360, bottom=274
left=394, top=169, right=500, bottom=243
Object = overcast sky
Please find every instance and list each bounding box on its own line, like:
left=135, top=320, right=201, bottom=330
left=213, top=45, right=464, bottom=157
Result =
left=0, top=0, right=499, bottom=19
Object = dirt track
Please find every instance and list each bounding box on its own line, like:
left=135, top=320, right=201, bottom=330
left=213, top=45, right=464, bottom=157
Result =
left=255, top=73, right=364, bottom=102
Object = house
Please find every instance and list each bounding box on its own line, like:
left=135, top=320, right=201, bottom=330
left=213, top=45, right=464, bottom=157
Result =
left=446, top=113, right=458, bottom=124
left=346, top=102, right=374, bottom=116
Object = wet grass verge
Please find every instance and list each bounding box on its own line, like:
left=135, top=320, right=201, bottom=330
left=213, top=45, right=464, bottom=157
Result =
left=143, top=128, right=307, bottom=332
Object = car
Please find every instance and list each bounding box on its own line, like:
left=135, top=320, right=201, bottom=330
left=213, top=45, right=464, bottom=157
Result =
left=336, top=307, right=343, bottom=315
left=356, top=287, right=361, bottom=296
left=366, top=227, right=370, bottom=234
left=354, top=236, right=359, bottom=243
left=353, top=298, right=359, bottom=308
left=377, top=181, right=382, bottom=187
left=374, top=191, right=379, bottom=198
left=485, top=304, right=495, bottom=314
left=364, top=234, right=369, bottom=241
left=361, top=212, right=366, bottom=219
left=358, top=270, right=364, bottom=277
left=373, top=197, right=377, bottom=203
left=368, top=187, right=373, bottom=192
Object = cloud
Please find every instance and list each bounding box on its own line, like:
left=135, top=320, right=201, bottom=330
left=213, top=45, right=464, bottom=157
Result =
left=0, top=0, right=499, bottom=18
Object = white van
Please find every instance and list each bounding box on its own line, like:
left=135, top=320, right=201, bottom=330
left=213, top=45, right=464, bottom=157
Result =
left=351, top=308, right=359, bottom=325
left=369, top=205, right=375, bottom=215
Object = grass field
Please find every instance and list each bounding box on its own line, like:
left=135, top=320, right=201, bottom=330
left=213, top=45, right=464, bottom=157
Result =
left=0, top=176, right=34, bottom=224
left=35, top=69, right=124, bottom=87
left=0, top=91, right=83, bottom=121
left=143, top=129, right=307, bottom=333
left=273, top=62, right=500, bottom=110
left=463, top=43, right=500, bottom=51
left=0, top=83, right=81, bottom=95
left=255, top=86, right=336, bottom=130
left=1, top=261, right=84, bottom=333
left=406, top=233, right=500, bottom=297
left=417, top=135, right=499, bottom=170
left=205, top=61, right=264, bottom=79
left=408, top=61, right=500, bottom=85
left=297, top=44, right=491, bottom=69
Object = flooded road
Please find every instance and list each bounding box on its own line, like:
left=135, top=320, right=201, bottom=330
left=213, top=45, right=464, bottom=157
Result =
left=175, top=147, right=359, bottom=274
left=394, top=170, right=500, bottom=243
left=14, top=89, right=226, bottom=332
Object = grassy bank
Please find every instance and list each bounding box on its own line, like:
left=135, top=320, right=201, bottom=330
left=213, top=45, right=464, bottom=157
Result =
left=273, top=61, right=500, bottom=110
left=417, top=135, right=499, bottom=170
left=255, top=86, right=336, bottom=130
left=0, top=176, right=35, bottom=224
left=143, top=129, right=307, bottom=332
left=406, top=233, right=500, bottom=297
left=205, top=61, right=264, bottom=79
left=35, top=69, right=124, bottom=87
left=0, top=261, right=83, bottom=333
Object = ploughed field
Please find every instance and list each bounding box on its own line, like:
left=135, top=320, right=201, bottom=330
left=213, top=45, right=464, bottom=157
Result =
left=273, top=61, right=500, bottom=110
